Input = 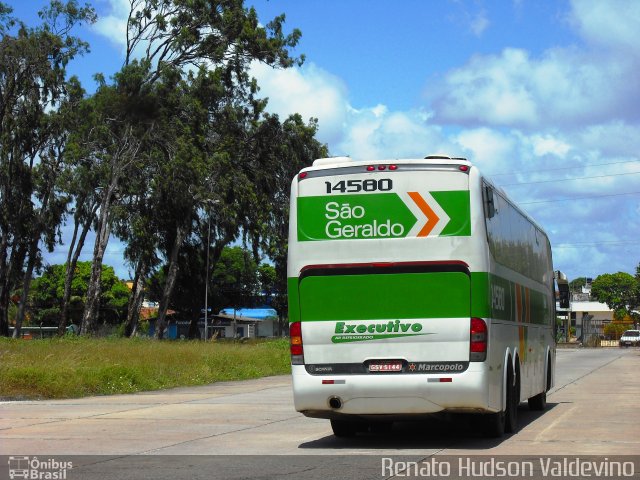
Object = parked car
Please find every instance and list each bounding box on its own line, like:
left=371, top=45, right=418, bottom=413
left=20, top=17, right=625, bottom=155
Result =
left=619, top=330, right=640, bottom=347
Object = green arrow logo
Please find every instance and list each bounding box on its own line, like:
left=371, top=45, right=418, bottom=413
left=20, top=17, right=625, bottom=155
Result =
left=297, top=191, right=470, bottom=242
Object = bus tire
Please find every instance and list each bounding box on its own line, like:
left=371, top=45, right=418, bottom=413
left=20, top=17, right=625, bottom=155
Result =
left=480, top=359, right=514, bottom=438
left=480, top=410, right=505, bottom=438
left=528, top=359, right=551, bottom=411
left=505, top=361, right=519, bottom=433
left=330, top=419, right=358, bottom=437
left=369, top=421, right=393, bottom=434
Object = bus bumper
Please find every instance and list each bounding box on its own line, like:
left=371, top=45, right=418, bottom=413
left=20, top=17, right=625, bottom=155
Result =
left=291, top=364, right=496, bottom=419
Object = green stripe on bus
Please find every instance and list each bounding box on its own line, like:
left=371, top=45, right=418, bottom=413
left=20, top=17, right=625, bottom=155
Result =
left=287, top=277, right=301, bottom=323
left=432, top=190, right=471, bottom=236
left=289, top=272, right=551, bottom=325
left=470, top=272, right=552, bottom=325
left=297, top=272, right=471, bottom=321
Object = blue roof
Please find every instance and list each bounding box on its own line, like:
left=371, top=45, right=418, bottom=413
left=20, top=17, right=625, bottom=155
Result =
left=219, top=307, right=277, bottom=320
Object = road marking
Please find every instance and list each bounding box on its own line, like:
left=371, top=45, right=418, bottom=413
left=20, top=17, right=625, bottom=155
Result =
left=534, top=404, right=578, bottom=442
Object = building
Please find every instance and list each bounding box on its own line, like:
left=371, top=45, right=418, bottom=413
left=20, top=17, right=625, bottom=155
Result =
left=557, top=281, right=614, bottom=343
left=216, top=307, right=279, bottom=338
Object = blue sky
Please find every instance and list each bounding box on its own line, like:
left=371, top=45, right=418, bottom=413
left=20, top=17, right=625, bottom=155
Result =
left=6, top=0, right=640, bottom=281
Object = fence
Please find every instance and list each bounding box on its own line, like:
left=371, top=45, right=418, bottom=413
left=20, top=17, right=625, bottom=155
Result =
left=581, top=317, right=637, bottom=347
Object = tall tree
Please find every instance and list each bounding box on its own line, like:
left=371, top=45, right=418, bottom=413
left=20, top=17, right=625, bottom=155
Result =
left=73, top=75, right=147, bottom=335
left=246, top=113, right=327, bottom=332
left=0, top=1, right=95, bottom=337
left=108, top=0, right=305, bottom=338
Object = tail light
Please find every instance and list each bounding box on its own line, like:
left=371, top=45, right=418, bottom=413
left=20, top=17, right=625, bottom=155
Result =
left=290, top=322, right=304, bottom=365
left=470, top=317, right=487, bottom=362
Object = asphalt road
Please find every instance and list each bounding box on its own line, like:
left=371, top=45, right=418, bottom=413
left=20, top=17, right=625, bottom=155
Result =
left=1, top=347, right=639, bottom=479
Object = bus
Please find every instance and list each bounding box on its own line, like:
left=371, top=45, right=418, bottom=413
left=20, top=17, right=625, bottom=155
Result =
left=287, top=155, right=557, bottom=437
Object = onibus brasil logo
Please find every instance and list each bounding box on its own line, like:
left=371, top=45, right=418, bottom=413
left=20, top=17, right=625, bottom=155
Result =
left=8, top=456, right=73, bottom=479
left=332, top=320, right=429, bottom=343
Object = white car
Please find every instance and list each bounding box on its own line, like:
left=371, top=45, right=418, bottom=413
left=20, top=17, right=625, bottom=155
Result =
left=619, top=330, right=640, bottom=347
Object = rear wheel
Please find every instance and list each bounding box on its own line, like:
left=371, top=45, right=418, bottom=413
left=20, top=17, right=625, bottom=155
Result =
left=528, top=390, right=546, bottom=411
left=504, top=361, right=519, bottom=433
left=529, top=358, right=551, bottom=411
left=480, top=410, right=505, bottom=438
left=369, top=421, right=393, bottom=434
left=330, top=419, right=358, bottom=437
left=481, top=360, right=518, bottom=437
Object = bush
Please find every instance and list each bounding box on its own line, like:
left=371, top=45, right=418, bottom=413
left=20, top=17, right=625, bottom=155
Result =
left=603, top=321, right=633, bottom=339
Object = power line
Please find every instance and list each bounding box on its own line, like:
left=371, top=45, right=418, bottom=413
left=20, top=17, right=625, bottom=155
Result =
left=519, top=191, right=640, bottom=205
left=488, top=159, right=640, bottom=177
left=499, top=170, right=640, bottom=187
left=553, top=240, right=640, bottom=248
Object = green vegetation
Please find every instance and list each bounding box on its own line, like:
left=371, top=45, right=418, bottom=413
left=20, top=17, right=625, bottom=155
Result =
left=591, top=269, right=640, bottom=322
left=0, top=0, right=327, bottom=339
left=30, top=261, right=130, bottom=327
left=0, top=337, right=290, bottom=400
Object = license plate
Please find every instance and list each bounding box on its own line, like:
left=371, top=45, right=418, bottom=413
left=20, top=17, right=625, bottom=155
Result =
left=368, top=361, right=403, bottom=372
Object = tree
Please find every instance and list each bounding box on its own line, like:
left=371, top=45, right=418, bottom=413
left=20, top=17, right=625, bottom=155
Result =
left=257, top=263, right=276, bottom=302
left=569, top=277, right=588, bottom=293
left=30, top=261, right=129, bottom=328
left=77, top=0, right=305, bottom=338
left=0, top=1, right=96, bottom=337
left=591, top=271, right=640, bottom=321
left=210, top=246, right=258, bottom=309
left=245, top=113, right=328, bottom=333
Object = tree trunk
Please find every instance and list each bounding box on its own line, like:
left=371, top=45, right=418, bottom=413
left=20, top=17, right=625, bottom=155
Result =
left=80, top=186, right=116, bottom=335
left=0, top=242, right=26, bottom=337
left=125, top=258, right=147, bottom=337
left=58, top=204, right=95, bottom=336
left=0, top=233, right=10, bottom=337
left=14, top=185, right=56, bottom=338
left=12, top=236, right=40, bottom=338
left=155, top=224, right=186, bottom=339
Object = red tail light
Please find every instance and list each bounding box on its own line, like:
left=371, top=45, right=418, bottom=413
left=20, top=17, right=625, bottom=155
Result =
left=290, top=322, right=304, bottom=365
left=470, top=317, right=487, bottom=362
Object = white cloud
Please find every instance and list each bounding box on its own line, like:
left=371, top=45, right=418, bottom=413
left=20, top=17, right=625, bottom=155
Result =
left=86, top=0, right=640, bottom=281
left=92, top=0, right=129, bottom=50
left=569, top=0, right=640, bottom=55
left=250, top=62, right=349, bottom=148
left=428, top=1, right=640, bottom=129
left=470, top=9, right=490, bottom=36
left=429, top=46, right=638, bottom=128
left=336, top=108, right=453, bottom=160
left=449, top=1, right=490, bottom=37
left=455, top=128, right=517, bottom=173
left=251, top=61, right=456, bottom=160
left=530, top=134, right=571, bottom=158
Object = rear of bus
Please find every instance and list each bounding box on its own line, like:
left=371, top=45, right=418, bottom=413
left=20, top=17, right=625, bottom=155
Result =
left=287, top=156, right=493, bottom=425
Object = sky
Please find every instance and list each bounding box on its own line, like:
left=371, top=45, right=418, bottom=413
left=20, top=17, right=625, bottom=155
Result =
left=6, top=0, right=640, bottom=282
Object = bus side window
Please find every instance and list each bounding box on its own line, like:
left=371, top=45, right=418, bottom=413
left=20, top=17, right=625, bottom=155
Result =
left=484, top=185, right=496, bottom=218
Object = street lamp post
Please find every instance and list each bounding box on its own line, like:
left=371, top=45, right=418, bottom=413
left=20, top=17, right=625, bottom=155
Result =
left=204, top=213, right=211, bottom=341
left=202, top=199, right=219, bottom=341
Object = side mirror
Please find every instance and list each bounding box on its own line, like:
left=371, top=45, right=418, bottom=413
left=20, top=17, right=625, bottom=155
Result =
left=555, top=270, right=570, bottom=309
left=558, top=289, right=570, bottom=309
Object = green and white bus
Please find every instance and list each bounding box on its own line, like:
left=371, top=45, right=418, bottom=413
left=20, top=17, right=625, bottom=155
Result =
left=287, top=155, right=556, bottom=437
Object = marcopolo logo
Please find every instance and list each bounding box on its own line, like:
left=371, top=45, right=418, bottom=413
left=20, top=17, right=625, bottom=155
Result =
left=332, top=320, right=427, bottom=343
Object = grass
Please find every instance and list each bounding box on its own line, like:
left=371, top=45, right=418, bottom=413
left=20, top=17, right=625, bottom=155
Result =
left=0, top=336, right=291, bottom=400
